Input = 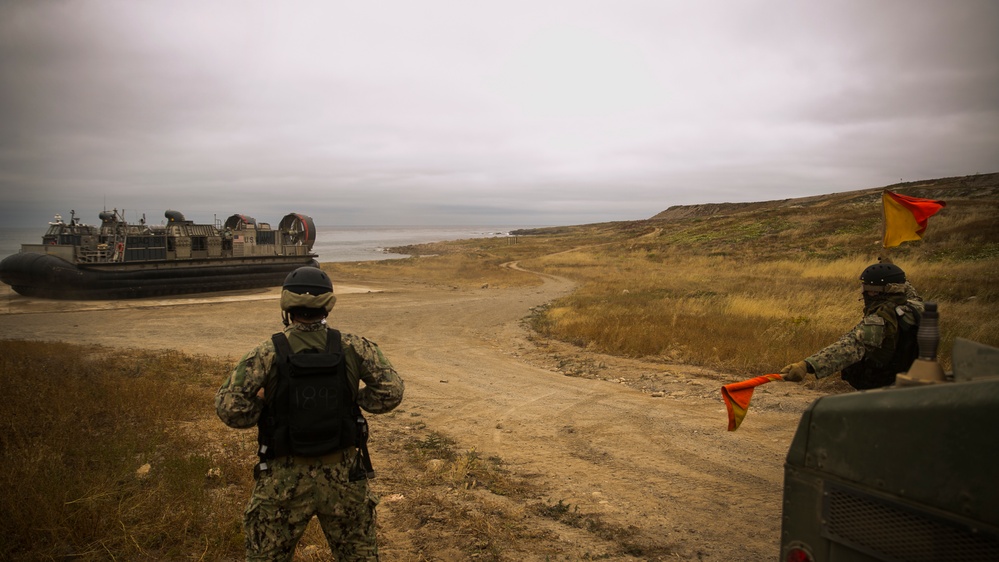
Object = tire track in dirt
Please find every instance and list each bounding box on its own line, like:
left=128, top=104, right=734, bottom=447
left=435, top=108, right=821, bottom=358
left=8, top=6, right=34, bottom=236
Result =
left=334, top=265, right=817, bottom=560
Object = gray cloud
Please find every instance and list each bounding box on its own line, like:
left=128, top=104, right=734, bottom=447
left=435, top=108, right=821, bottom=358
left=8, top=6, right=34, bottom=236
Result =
left=1, top=0, right=996, bottom=228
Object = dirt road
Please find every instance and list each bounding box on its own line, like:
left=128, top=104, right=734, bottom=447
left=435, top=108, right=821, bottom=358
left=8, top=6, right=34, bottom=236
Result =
left=0, top=267, right=825, bottom=560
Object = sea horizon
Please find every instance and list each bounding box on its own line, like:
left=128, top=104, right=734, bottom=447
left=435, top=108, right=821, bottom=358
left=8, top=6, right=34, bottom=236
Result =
left=0, top=224, right=539, bottom=264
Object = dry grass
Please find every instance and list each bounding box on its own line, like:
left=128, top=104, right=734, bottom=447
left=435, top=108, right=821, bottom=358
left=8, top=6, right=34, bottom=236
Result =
left=523, top=254, right=997, bottom=374
left=366, top=175, right=999, bottom=377
left=0, top=342, right=616, bottom=561
left=0, top=340, right=245, bottom=560
left=343, top=230, right=994, bottom=378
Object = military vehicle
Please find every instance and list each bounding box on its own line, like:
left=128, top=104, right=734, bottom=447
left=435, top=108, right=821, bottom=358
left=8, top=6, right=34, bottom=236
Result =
left=780, top=303, right=999, bottom=561
left=0, top=209, right=319, bottom=299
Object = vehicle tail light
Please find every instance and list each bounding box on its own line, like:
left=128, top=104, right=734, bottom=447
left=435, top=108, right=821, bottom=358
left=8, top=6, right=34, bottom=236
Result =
left=785, top=546, right=813, bottom=562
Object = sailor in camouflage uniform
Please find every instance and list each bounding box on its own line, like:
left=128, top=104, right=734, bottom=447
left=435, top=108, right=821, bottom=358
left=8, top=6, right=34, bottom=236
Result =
left=781, top=263, right=924, bottom=390
left=216, top=266, right=403, bottom=561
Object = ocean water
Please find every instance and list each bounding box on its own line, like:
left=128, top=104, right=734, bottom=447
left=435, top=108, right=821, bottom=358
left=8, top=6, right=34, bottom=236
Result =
left=310, top=225, right=522, bottom=262
left=0, top=228, right=36, bottom=262
left=0, top=225, right=528, bottom=263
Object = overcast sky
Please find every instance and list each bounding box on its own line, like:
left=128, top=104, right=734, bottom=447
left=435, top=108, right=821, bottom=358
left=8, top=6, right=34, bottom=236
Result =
left=1, top=1, right=997, bottom=228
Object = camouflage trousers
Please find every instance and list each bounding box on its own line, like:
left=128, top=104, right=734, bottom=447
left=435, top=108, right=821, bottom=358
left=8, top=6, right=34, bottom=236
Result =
left=244, top=453, right=379, bottom=561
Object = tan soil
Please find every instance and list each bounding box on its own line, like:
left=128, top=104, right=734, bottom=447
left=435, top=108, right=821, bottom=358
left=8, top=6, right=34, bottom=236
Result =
left=0, top=266, right=828, bottom=560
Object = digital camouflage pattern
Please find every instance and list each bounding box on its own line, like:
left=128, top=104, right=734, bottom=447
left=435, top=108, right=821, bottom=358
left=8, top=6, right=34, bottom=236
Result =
left=243, top=454, right=379, bottom=561
left=215, top=320, right=403, bottom=560
left=216, top=321, right=404, bottom=428
left=805, top=282, right=923, bottom=380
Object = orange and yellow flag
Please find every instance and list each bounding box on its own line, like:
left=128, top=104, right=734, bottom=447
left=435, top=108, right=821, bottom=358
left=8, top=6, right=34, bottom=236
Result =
left=882, top=190, right=946, bottom=248
left=721, top=374, right=783, bottom=431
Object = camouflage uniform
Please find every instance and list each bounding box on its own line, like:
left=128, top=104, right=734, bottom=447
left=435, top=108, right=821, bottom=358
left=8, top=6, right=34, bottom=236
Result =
left=216, top=320, right=404, bottom=561
left=805, top=282, right=923, bottom=386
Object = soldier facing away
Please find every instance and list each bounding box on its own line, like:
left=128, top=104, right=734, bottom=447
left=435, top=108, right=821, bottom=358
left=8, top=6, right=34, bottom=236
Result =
left=216, top=266, right=404, bottom=561
left=781, top=262, right=924, bottom=390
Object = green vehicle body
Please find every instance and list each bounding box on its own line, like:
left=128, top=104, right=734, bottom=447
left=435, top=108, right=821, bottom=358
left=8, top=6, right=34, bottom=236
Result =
left=780, top=338, right=999, bottom=561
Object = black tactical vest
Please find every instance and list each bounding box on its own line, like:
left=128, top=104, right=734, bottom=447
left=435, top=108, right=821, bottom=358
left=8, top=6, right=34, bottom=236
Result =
left=842, top=301, right=921, bottom=390
left=257, top=328, right=361, bottom=458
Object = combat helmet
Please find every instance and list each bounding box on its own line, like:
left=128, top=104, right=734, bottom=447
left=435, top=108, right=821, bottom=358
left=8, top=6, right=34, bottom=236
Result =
left=280, top=266, right=336, bottom=324
left=859, top=263, right=906, bottom=292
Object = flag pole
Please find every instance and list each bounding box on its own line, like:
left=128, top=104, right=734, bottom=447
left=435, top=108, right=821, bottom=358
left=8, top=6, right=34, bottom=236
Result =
left=880, top=190, right=888, bottom=249
left=879, top=190, right=892, bottom=262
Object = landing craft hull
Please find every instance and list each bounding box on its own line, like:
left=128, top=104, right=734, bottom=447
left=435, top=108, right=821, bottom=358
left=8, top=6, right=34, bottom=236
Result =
left=0, top=252, right=319, bottom=300
left=1, top=209, right=320, bottom=300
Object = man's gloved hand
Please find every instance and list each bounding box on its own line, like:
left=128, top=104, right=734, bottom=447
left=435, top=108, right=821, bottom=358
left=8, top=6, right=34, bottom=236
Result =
left=780, top=361, right=809, bottom=382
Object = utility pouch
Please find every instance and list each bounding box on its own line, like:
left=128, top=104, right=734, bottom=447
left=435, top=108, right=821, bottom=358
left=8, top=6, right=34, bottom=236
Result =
left=354, top=414, right=377, bottom=479
left=348, top=452, right=368, bottom=482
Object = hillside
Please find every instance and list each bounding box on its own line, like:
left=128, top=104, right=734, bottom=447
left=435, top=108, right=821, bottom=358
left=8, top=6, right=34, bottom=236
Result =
left=479, top=172, right=999, bottom=378
left=650, top=172, right=999, bottom=221
left=512, top=172, right=999, bottom=263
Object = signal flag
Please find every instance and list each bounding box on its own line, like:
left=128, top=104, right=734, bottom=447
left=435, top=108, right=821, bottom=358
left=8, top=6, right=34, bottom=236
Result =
left=721, top=374, right=783, bottom=431
left=882, top=190, right=946, bottom=248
